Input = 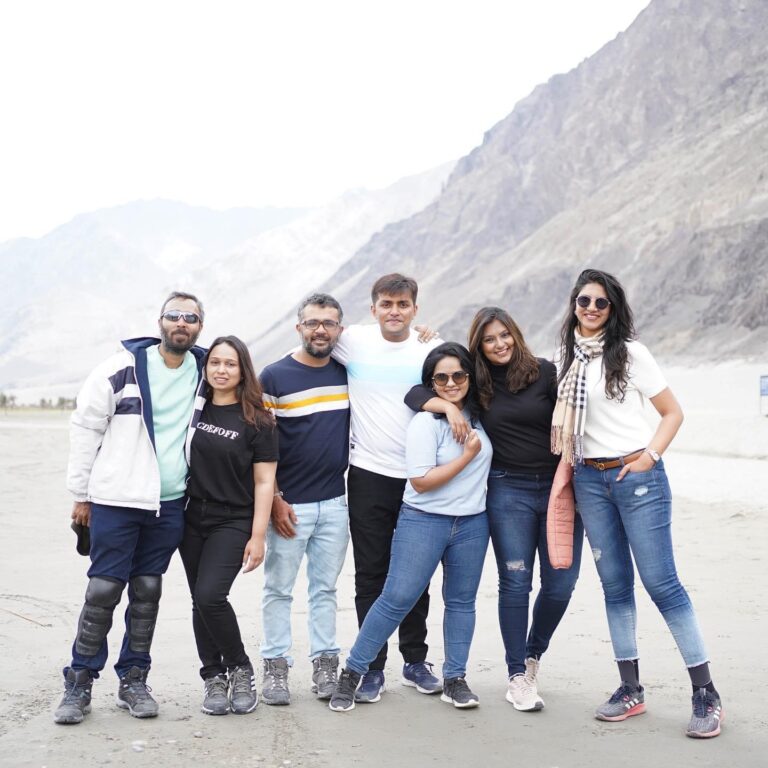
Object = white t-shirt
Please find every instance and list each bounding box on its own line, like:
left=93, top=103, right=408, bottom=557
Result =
left=583, top=340, right=667, bottom=458
left=333, top=324, right=440, bottom=478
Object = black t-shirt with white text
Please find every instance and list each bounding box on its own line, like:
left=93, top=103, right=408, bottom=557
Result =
left=187, top=401, right=278, bottom=512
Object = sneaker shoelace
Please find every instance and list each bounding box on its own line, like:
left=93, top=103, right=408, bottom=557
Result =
left=692, top=689, right=714, bottom=717
left=609, top=684, right=636, bottom=703
left=513, top=673, right=536, bottom=696
left=267, top=666, right=288, bottom=690
left=337, top=670, right=358, bottom=696
left=124, top=679, right=153, bottom=700
left=207, top=676, right=228, bottom=697
left=231, top=668, right=254, bottom=695
left=316, top=657, right=335, bottom=683
left=450, top=677, right=472, bottom=697
left=62, top=682, right=89, bottom=704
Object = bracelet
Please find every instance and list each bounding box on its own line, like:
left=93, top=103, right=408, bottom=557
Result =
left=274, top=491, right=284, bottom=497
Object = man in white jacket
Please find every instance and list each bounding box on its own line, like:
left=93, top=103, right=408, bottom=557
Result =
left=54, top=292, right=205, bottom=725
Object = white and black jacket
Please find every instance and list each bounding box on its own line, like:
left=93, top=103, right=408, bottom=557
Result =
left=66, top=336, right=206, bottom=511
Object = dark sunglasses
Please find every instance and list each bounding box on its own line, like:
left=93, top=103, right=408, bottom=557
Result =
left=432, top=371, right=470, bottom=387
left=161, top=310, right=201, bottom=324
left=576, top=295, right=611, bottom=310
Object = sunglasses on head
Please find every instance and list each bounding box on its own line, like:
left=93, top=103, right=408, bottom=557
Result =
left=576, top=295, right=611, bottom=310
left=432, top=371, right=469, bottom=387
left=161, top=310, right=201, bottom=324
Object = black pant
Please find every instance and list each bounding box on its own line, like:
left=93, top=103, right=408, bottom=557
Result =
left=347, top=465, right=429, bottom=670
left=179, top=499, right=252, bottom=679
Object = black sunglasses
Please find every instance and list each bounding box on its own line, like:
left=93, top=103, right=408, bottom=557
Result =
left=576, top=295, right=611, bottom=310
left=161, top=310, right=201, bottom=324
left=432, top=371, right=469, bottom=387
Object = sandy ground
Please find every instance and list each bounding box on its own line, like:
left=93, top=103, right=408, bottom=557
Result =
left=1, top=361, right=767, bottom=768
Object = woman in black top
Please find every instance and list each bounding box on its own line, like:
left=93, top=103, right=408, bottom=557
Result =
left=180, top=335, right=278, bottom=716
left=406, top=307, right=582, bottom=711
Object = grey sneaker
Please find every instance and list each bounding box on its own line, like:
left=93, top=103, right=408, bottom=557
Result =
left=595, top=683, right=645, bottom=721
left=440, top=676, right=479, bottom=708
left=229, top=662, right=258, bottom=714
left=261, top=657, right=290, bottom=706
left=329, top=667, right=362, bottom=712
left=686, top=688, right=723, bottom=738
left=201, top=674, right=229, bottom=715
left=311, top=654, right=339, bottom=700
left=116, top=666, right=159, bottom=718
left=54, top=668, right=93, bottom=724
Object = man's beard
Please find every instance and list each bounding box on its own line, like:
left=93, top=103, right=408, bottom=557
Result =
left=302, top=336, right=336, bottom=359
left=161, top=325, right=200, bottom=355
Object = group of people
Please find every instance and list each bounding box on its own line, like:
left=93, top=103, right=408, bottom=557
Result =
left=53, top=270, right=723, bottom=740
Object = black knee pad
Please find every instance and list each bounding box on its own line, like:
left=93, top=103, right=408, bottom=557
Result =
left=75, top=577, right=124, bottom=657
left=128, top=575, right=162, bottom=653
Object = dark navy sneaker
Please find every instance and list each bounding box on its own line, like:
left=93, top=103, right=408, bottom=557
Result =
left=686, top=688, right=723, bottom=738
left=201, top=674, right=229, bottom=715
left=402, top=661, right=442, bottom=694
left=54, top=668, right=93, bottom=724
left=595, top=683, right=645, bottom=722
left=440, top=677, right=479, bottom=708
left=329, top=668, right=362, bottom=712
left=116, top=666, right=159, bottom=718
left=354, top=669, right=385, bottom=703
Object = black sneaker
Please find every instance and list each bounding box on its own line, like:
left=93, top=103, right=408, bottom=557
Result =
left=53, top=668, right=93, bottom=724
left=116, top=666, right=158, bottom=718
left=440, top=677, right=479, bottom=709
left=329, top=668, right=362, bottom=712
left=201, top=674, right=229, bottom=716
left=229, top=662, right=258, bottom=714
left=311, top=654, right=339, bottom=700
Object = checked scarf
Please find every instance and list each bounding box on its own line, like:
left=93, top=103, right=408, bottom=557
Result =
left=551, top=332, right=605, bottom=465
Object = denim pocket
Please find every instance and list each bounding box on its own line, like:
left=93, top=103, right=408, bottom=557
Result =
left=488, top=469, right=507, bottom=480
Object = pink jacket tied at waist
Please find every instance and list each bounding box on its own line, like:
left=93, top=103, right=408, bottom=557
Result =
left=547, top=460, right=576, bottom=569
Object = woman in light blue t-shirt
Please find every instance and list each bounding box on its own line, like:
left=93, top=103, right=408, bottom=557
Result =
left=329, top=342, right=492, bottom=712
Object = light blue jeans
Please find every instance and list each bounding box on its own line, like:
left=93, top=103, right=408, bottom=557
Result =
left=573, top=459, right=709, bottom=667
left=347, top=504, right=490, bottom=680
left=260, top=494, right=350, bottom=664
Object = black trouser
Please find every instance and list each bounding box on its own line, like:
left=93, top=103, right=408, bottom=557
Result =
left=179, top=499, right=252, bottom=679
left=347, top=465, right=429, bottom=670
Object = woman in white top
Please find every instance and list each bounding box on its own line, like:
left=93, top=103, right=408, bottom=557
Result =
left=552, top=269, right=722, bottom=739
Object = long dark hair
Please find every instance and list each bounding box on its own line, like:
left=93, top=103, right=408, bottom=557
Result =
left=467, top=306, right=540, bottom=410
left=204, top=335, right=274, bottom=429
left=420, top=341, right=481, bottom=423
left=558, top=269, right=636, bottom=401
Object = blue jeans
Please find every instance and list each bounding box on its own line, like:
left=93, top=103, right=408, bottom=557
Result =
left=347, top=504, right=489, bottom=680
left=573, top=459, right=708, bottom=666
left=261, top=495, right=350, bottom=664
left=486, top=470, right=583, bottom=676
left=70, top=498, right=185, bottom=678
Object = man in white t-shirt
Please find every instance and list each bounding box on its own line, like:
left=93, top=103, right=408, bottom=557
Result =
left=333, top=273, right=442, bottom=703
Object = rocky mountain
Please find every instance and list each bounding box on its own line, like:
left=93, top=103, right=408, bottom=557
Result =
left=0, top=164, right=453, bottom=397
left=251, top=0, right=768, bottom=365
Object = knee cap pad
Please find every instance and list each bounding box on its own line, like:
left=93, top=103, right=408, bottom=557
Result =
left=75, top=577, right=124, bottom=657
left=128, top=575, right=162, bottom=653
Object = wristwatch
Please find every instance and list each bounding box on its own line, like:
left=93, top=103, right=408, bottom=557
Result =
left=644, top=448, right=660, bottom=463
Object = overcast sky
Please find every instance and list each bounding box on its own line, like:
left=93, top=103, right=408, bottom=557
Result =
left=0, top=0, right=650, bottom=242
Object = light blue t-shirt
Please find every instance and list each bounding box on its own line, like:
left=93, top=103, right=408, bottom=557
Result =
left=403, top=410, right=493, bottom=516
left=146, top=346, right=198, bottom=500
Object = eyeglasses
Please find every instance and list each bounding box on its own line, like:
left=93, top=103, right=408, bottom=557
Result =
left=576, top=295, right=611, bottom=310
left=161, top=310, right=201, bottom=324
left=300, top=319, right=340, bottom=331
left=432, top=371, right=469, bottom=387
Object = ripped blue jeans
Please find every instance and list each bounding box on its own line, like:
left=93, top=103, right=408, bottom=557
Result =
left=573, top=459, right=708, bottom=666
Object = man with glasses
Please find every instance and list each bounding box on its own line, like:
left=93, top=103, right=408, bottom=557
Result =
left=54, top=292, right=206, bottom=725
left=332, top=273, right=442, bottom=704
left=258, top=293, right=350, bottom=705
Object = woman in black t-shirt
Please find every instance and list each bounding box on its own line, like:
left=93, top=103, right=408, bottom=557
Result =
left=405, top=307, right=583, bottom=711
left=180, top=335, right=277, bottom=716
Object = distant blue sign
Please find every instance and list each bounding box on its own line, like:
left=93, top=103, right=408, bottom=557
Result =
left=762, top=376, right=768, bottom=397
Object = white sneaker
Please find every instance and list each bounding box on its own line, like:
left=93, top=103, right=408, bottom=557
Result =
left=506, top=662, right=544, bottom=711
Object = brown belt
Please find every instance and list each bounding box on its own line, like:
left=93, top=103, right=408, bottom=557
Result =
left=584, top=450, right=644, bottom=471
